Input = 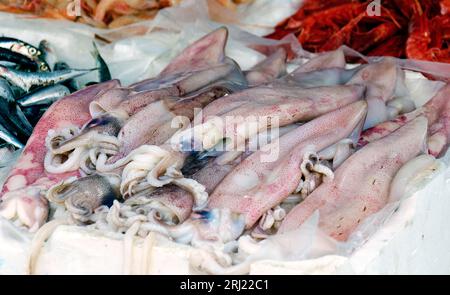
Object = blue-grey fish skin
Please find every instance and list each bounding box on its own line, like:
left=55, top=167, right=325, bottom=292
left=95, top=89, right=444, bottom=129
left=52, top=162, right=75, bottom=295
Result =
left=0, top=120, right=24, bottom=148
left=0, top=65, right=94, bottom=92
left=0, top=78, right=33, bottom=137
left=0, top=37, right=43, bottom=59
left=92, top=43, right=111, bottom=82
left=0, top=99, right=33, bottom=137
left=18, top=84, right=71, bottom=107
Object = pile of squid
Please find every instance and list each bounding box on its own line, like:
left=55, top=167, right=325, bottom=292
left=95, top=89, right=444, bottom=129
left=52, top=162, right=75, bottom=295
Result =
left=0, top=27, right=449, bottom=274
left=0, top=36, right=110, bottom=149
left=267, top=0, right=450, bottom=63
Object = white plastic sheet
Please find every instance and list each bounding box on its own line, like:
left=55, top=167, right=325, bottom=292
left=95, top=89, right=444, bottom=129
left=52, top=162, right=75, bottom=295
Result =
left=0, top=0, right=301, bottom=85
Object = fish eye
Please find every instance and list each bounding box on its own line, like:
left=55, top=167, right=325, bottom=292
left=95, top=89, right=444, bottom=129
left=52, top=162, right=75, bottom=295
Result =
left=29, top=47, right=37, bottom=55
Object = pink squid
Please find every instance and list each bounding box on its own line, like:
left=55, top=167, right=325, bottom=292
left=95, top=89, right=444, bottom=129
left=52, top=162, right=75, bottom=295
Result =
left=208, top=100, right=368, bottom=230
left=244, top=48, right=287, bottom=86
left=127, top=158, right=241, bottom=226
left=0, top=80, right=120, bottom=231
left=360, top=84, right=450, bottom=158
left=293, top=48, right=346, bottom=74
left=346, top=58, right=411, bottom=129
left=49, top=27, right=247, bottom=170
left=105, top=57, right=364, bottom=203
left=279, top=116, right=428, bottom=241
left=182, top=83, right=366, bottom=152
left=125, top=124, right=299, bottom=226
left=88, top=27, right=241, bottom=118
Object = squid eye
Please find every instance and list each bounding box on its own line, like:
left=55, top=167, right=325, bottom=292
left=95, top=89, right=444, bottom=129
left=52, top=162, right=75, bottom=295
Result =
left=28, top=47, right=37, bottom=55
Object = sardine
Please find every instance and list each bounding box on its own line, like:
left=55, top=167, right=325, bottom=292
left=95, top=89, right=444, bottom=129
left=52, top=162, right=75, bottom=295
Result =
left=0, top=65, right=94, bottom=92
left=0, top=48, right=38, bottom=71
left=17, top=84, right=71, bottom=107
left=0, top=37, right=49, bottom=72
left=91, top=42, right=111, bottom=82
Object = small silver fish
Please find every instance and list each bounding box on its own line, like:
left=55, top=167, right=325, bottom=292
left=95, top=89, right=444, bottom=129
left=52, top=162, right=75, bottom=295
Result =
left=0, top=48, right=38, bottom=71
left=0, top=65, right=95, bottom=92
left=18, top=84, right=71, bottom=107
left=0, top=37, right=49, bottom=72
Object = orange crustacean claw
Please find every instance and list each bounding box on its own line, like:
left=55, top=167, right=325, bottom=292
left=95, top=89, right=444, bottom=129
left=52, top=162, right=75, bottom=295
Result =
left=406, top=5, right=450, bottom=63
left=441, top=0, right=450, bottom=14
left=267, top=0, right=450, bottom=65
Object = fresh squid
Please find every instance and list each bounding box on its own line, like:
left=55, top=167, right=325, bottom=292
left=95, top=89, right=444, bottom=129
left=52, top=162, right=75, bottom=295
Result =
left=292, top=48, right=346, bottom=74
left=120, top=82, right=366, bottom=198
left=279, top=116, right=428, bottom=240
left=88, top=87, right=133, bottom=118
left=3, top=25, right=447, bottom=271
left=111, top=59, right=246, bottom=117
left=346, top=58, right=411, bottom=129
left=277, top=67, right=361, bottom=89
left=176, top=83, right=365, bottom=153
left=273, top=48, right=361, bottom=89
left=50, top=75, right=246, bottom=175
left=129, top=26, right=236, bottom=94
left=121, top=125, right=299, bottom=226
left=86, top=27, right=237, bottom=120
left=0, top=80, right=119, bottom=231
left=140, top=101, right=366, bottom=247
left=46, top=28, right=248, bottom=174
left=360, top=84, right=450, bottom=158
left=244, top=48, right=287, bottom=86
left=46, top=173, right=121, bottom=224
left=106, top=61, right=247, bottom=164
left=208, top=101, right=368, bottom=234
